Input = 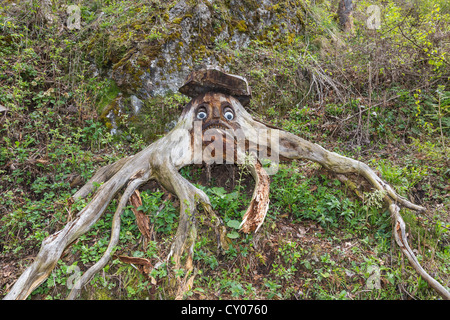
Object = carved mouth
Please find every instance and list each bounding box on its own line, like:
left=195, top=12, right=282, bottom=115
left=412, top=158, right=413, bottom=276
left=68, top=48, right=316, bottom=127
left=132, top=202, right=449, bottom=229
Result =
left=202, top=121, right=230, bottom=133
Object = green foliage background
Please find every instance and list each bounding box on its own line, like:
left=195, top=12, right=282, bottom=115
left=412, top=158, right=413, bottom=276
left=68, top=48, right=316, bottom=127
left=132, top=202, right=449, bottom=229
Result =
left=0, top=0, right=449, bottom=300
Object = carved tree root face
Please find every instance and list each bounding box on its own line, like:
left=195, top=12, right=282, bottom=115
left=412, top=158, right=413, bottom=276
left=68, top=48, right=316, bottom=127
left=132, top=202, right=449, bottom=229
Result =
left=4, top=79, right=450, bottom=300
left=185, top=92, right=273, bottom=233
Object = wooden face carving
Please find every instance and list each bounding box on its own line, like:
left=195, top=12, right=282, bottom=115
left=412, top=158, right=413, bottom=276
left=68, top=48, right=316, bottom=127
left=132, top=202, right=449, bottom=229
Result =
left=193, top=92, right=241, bottom=134
left=185, top=92, right=244, bottom=164
left=183, top=91, right=279, bottom=168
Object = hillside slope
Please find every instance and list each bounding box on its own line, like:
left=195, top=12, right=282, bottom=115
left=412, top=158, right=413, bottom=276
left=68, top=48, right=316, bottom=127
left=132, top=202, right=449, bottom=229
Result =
left=0, top=0, right=449, bottom=300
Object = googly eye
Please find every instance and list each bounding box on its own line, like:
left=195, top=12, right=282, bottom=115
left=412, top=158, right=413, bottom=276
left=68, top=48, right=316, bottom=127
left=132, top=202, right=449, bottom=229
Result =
left=224, top=111, right=234, bottom=121
left=197, top=111, right=207, bottom=120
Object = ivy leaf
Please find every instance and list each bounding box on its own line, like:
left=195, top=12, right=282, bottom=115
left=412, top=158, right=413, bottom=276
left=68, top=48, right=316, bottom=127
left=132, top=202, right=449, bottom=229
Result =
left=227, top=231, right=239, bottom=239
left=227, top=219, right=241, bottom=229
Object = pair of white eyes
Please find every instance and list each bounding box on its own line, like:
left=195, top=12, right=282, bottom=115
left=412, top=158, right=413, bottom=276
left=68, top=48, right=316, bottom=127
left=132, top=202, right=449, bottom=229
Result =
left=197, top=110, right=234, bottom=121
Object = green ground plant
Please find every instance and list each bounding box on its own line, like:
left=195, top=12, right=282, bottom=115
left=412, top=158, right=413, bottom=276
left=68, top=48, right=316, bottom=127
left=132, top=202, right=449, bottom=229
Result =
left=1, top=0, right=449, bottom=300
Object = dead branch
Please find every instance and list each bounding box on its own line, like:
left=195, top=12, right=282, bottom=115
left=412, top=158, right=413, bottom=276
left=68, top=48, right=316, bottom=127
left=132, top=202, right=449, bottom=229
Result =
left=67, top=172, right=151, bottom=300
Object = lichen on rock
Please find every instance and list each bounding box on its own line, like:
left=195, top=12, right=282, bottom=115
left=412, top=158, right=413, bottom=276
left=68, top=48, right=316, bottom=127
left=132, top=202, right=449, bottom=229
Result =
left=86, top=0, right=307, bottom=140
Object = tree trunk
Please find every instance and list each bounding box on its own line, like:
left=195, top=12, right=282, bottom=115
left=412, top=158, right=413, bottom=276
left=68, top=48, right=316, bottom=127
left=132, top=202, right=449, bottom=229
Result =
left=337, top=0, right=354, bottom=33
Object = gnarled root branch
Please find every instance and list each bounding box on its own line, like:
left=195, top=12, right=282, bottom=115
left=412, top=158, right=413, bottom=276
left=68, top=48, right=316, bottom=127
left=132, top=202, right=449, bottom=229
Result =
left=390, top=202, right=450, bottom=299
left=277, top=129, right=449, bottom=300
left=161, top=165, right=228, bottom=270
left=4, top=156, right=151, bottom=300
left=3, top=117, right=233, bottom=300
left=67, top=172, right=151, bottom=300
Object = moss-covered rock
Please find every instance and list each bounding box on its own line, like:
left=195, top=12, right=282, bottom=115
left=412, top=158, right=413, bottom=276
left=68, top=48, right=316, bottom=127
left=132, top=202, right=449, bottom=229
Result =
left=81, top=0, right=308, bottom=141
left=88, top=0, right=305, bottom=98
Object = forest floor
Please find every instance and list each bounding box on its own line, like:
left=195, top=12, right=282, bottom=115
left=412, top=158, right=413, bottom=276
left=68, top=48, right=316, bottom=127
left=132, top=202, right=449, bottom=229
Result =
left=0, top=0, right=449, bottom=300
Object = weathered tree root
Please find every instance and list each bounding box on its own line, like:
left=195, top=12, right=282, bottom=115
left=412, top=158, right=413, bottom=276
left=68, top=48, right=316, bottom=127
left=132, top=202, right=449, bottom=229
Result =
left=67, top=172, right=151, bottom=300
left=389, top=202, right=450, bottom=299
left=4, top=90, right=449, bottom=300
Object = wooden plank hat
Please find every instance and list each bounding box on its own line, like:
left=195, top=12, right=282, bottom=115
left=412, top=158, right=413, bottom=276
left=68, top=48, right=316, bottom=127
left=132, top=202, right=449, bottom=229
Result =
left=179, top=66, right=252, bottom=107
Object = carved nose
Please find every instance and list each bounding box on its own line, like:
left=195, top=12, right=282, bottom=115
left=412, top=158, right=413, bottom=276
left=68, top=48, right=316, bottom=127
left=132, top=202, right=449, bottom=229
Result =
left=212, top=107, right=220, bottom=119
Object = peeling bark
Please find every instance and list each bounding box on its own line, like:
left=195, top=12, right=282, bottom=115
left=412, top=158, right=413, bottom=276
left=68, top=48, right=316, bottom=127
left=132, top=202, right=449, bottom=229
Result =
left=240, top=159, right=270, bottom=233
left=4, top=78, right=449, bottom=300
left=129, top=190, right=152, bottom=245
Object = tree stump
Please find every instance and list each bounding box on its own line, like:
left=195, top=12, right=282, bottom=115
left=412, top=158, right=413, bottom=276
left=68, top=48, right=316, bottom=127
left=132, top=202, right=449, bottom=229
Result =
left=4, top=67, right=449, bottom=300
